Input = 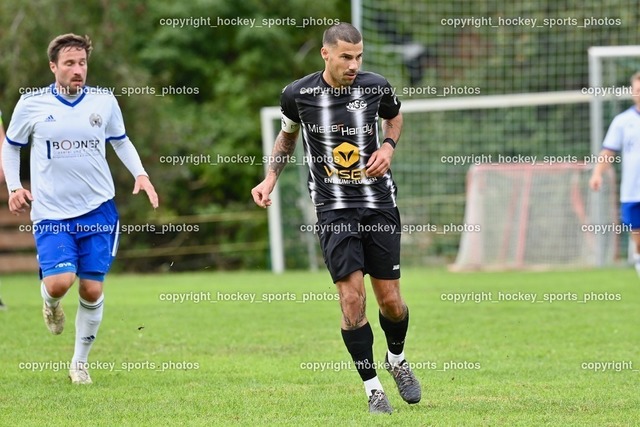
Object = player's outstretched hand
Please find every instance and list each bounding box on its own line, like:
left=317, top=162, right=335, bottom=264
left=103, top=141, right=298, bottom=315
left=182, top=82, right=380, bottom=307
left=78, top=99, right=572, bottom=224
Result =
left=366, top=143, right=394, bottom=177
left=8, top=188, right=33, bottom=216
left=251, top=178, right=276, bottom=208
left=133, top=175, right=159, bottom=209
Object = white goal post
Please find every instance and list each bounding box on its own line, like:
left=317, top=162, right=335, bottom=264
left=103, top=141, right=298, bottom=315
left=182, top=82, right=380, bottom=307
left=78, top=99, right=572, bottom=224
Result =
left=261, top=91, right=593, bottom=273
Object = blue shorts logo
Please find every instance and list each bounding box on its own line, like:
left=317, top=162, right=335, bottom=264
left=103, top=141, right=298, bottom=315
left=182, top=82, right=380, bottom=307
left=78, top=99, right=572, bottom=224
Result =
left=54, top=262, right=74, bottom=269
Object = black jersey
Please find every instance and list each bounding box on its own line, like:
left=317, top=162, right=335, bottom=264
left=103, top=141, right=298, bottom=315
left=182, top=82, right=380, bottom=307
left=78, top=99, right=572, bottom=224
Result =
left=280, top=71, right=401, bottom=212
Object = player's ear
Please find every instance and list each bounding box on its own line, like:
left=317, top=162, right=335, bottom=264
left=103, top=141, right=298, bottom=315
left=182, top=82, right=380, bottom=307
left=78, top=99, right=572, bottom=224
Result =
left=321, top=46, right=329, bottom=62
left=49, top=61, right=57, bottom=74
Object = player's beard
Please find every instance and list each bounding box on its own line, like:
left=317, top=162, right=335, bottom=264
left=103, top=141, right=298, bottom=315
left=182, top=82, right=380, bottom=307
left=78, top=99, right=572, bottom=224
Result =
left=65, top=76, right=84, bottom=94
left=340, top=71, right=357, bottom=87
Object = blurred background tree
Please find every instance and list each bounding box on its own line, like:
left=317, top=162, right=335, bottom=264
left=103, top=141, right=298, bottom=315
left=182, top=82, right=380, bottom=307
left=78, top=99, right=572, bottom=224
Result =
left=0, top=0, right=350, bottom=271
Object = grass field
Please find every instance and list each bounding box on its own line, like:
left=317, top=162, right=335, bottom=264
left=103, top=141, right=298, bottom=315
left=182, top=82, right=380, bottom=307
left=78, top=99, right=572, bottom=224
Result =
left=0, top=267, right=638, bottom=426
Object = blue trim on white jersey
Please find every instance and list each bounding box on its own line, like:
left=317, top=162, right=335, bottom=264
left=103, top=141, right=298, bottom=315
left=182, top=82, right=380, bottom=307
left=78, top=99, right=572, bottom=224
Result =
left=50, top=83, right=86, bottom=107
left=106, top=134, right=127, bottom=142
left=5, top=135, right=27, bottom=146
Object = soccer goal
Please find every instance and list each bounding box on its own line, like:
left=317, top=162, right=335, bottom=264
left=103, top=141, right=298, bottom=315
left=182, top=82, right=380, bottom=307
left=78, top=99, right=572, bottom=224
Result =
left=451, top=163, right=617, bottom=271
left=453, top=45, right=640, bottom=270
left=260, top=86, right=632, bottom=272
left=261, top=91, right=599, bottom=273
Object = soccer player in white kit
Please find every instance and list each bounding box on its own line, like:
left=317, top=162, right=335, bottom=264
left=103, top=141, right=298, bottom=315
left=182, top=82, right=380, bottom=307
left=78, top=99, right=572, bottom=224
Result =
left=2, top=34, right=159, bottom=384
left=590, top=71, right=640, bottom=275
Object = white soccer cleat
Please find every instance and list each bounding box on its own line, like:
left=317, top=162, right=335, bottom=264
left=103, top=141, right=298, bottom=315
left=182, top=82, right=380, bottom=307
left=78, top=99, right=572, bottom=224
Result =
left=42, top=302, right=65, bottom=334
left=69, top=363, right=92, bottom=384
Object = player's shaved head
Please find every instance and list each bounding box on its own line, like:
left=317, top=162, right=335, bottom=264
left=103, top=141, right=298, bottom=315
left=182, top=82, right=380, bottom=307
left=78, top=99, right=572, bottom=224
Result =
left=323, top=23, right=362, bottom=47
left=48, top=33, right=93, bottom=64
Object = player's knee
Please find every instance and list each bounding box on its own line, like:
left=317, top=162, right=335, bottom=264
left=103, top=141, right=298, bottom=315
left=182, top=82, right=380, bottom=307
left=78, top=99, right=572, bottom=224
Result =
left=379, top=294, right=405, bottom=320
left=47, top=283, right=71, bottom=298
left=339, top=290, right=366, bottom=312
left=44, top=274, right=75, bottom=297
left=79, top=281, right=103, bottom=302
left=340, top=291, right=365, bottom=309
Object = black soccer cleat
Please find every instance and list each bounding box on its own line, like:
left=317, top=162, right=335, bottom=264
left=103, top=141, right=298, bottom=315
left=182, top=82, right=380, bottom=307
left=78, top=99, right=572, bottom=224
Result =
left=385, top=355, right=422, bottom=404
left=368, top=389, right=393, bottom=414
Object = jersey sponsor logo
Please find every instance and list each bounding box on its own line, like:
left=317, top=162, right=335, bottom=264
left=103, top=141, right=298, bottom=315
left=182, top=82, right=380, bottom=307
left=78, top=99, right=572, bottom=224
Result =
left=346, top=98, right=367, bottom=112
left=323, top=165, right=369, bottom=181
left=341, top=123, right=373, bottom=136
left=47, top=139, right=101, bottom=159
left=305, top=123, right=342, bottom=134
left=333, top=142, right=359, bottom=168
left=89, top=113, right=103, bottom=128
left=304, top=122, right=373, bottom=136
left=51, top=139, right=100, bottom=151
left=44, top=115, right=56, bottom=122
left=321, top=142, right=377, bottom=184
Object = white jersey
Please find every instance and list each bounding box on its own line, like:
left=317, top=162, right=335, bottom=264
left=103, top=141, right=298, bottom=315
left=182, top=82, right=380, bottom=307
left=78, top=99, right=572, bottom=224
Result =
left=602, top=106, right=640, bottom=202
left=6, top=84, right=127, bottom=222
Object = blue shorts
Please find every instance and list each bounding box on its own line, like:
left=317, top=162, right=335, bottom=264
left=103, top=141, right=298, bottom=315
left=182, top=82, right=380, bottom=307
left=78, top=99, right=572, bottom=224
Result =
left=34, top=199, right=120, bottom=281
left=621, top=202, right=640, bottom=230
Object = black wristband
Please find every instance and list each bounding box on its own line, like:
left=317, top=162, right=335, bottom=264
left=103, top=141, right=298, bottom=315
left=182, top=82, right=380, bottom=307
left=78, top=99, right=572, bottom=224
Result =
left=383, top=138, right=396, bottom=149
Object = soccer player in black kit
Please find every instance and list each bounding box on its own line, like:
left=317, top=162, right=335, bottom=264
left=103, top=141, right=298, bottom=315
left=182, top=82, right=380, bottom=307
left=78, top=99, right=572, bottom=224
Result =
left=252, top=23, right=421, bottom=414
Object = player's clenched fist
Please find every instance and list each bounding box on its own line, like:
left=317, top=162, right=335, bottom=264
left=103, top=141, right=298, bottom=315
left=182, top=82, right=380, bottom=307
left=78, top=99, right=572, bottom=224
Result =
left=251, top=178, right=275, bottom=208
left=8, top=188, right=33, bottom=215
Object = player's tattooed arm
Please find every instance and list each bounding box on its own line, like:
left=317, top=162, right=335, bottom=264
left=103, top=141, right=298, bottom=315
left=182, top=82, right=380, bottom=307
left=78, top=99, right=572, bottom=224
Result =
left=382, top=112, right=403, bottom=144
left=268, top=130, right=299, bottom=177
left=252, top=129, right=299, bottom=208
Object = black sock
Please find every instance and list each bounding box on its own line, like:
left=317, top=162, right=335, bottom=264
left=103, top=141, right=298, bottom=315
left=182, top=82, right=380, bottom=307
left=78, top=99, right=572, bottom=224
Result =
left=341, top=322, right=376, bottom=381
left=379, top=307, right=409, bottom=356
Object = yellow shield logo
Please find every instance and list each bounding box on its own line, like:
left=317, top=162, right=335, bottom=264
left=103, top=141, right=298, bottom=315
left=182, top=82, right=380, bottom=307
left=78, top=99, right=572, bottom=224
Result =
left=333, top=142, right=359, bottom=168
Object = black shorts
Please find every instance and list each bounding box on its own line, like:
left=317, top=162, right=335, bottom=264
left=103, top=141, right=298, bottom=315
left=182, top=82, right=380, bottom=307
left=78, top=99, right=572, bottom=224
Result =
left=316, top=207, right=401, bottom=283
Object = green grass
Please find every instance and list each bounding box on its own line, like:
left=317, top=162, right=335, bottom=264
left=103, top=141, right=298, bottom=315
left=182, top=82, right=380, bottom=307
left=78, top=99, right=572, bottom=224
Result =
left=0, top=268, right=638, bottom=426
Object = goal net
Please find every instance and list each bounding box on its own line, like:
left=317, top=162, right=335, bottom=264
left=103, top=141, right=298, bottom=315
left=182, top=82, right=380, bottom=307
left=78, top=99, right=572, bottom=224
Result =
left=452, top=163, right=617, bottom=271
